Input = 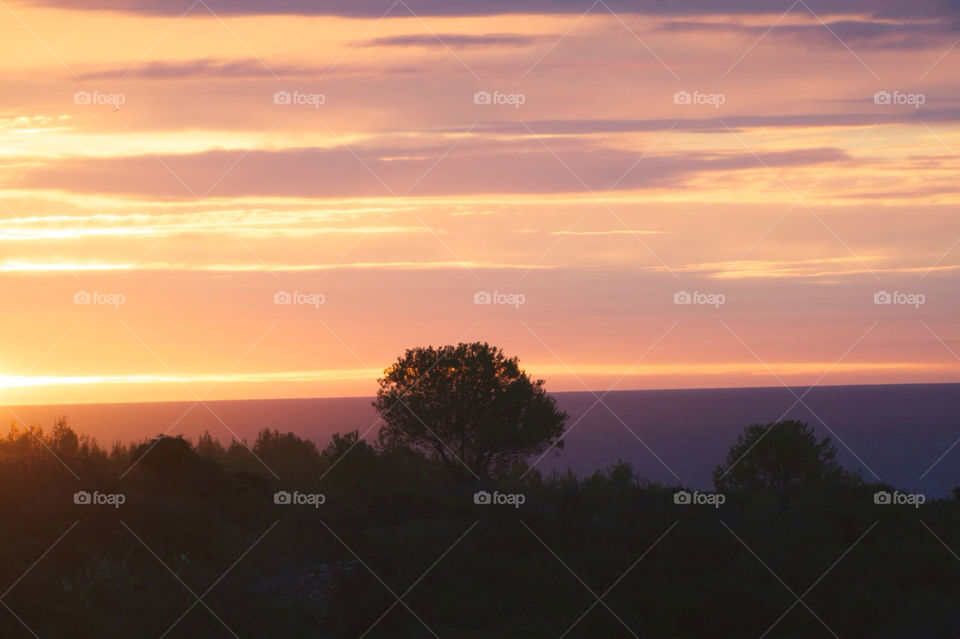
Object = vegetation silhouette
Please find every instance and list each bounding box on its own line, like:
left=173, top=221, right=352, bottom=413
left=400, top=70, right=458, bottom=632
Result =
left=0, top=346, right=957, bottom=636
left=713, top=419, right=860, bottom=492
left=374, top=342, right=567, bottom=480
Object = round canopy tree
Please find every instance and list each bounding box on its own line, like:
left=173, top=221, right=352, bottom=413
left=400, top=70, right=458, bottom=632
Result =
left=374, top=342, right=567, bottom=480
left=713, top=420, right=858, bottom=492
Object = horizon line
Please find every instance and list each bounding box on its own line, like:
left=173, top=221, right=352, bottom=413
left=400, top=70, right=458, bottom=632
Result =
left=4, top=379, right=958, bottom=410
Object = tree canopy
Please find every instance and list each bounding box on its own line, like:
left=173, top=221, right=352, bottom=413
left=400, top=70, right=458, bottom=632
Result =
left=713, top=420, right=859, bottom=492
left=373, top=342, right=567, bottom=479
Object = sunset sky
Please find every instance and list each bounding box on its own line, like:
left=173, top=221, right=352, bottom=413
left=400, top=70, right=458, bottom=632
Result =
left=1, top=0, right=958, bottom=405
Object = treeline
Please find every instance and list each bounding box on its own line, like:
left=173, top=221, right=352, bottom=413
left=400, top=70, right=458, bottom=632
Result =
left=1, top=418, right=960, bottom=637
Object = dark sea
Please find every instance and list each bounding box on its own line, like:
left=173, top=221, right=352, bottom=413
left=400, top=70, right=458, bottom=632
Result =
left=6, top=383, right=959, bottom=496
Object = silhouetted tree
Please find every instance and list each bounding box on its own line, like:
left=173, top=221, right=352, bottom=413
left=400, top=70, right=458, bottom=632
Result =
left=374, top=342, right=566, bottom=480
left=253, top=428, right=320, bottom=483
left=713, top=420, right=857, bottom=491
left=194, top=430, right=226, bottom=462
left=130, top=434, right=222, bottom=490
left=319, top=431, right=377, bottom=479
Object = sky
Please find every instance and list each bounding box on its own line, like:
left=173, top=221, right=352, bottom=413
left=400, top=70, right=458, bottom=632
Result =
left=0, top=0, right=958, bottom=405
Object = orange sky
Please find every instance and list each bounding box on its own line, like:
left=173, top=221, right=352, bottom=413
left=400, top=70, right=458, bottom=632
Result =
left=1, top=1, right=958, bottom=405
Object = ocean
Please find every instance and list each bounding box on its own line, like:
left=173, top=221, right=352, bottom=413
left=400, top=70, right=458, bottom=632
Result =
left=5, top=383, right=959, bottom=496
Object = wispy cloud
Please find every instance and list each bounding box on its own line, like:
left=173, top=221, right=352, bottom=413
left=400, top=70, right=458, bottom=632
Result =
left=24, top=0, right=960, bottom=20
left=0, top=259, right=554, bottom=272
left=15, top=144, right=852, bottom=198
left=659, top=18, right=960, bottom=51
left=78, top=58, right=326, bottom=80
left=362, top=33, right=547, bottom=48
left=0, top=210, right=430, bottom=240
